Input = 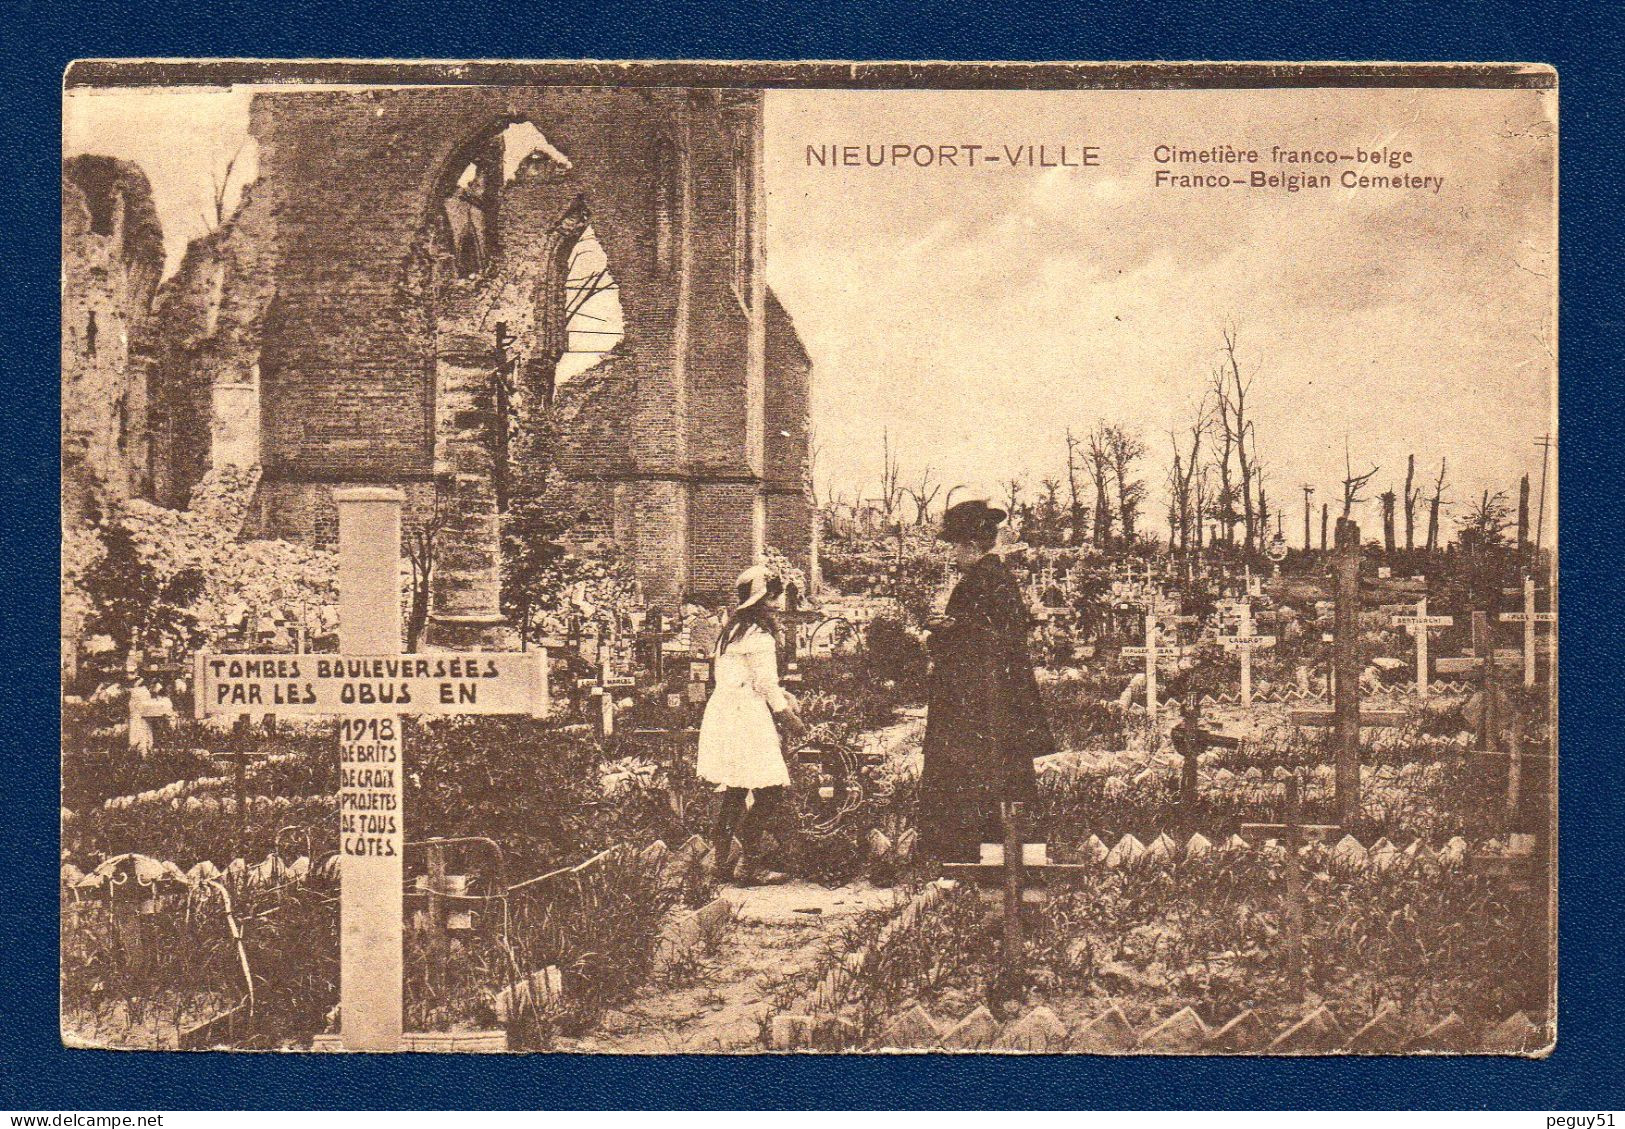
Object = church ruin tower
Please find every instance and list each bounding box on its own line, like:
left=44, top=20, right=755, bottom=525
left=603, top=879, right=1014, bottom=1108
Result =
left=152, top=86, right=813, bottom=639
left=62, top=156, right=165, bottom=525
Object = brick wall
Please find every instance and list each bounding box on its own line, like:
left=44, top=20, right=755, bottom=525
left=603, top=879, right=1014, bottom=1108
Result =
left=765, top=490, right=814, bottom=580
left=142, top=182, right=276, bottom=508
left=248, top=479, right=439, bottom=550
left=134, top=85, right=811, bottom=617
left=688, top=482, right=763, bottom=597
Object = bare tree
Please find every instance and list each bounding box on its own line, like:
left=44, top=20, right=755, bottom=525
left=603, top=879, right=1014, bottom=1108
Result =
left=1300, top=483, right=1316, bottom=551
left=808, top=425, right=827, bottom=506
left=1206, top=364, right=1236, bottom=546
left=1458, top=488, right=1513, bottom=549
left=1105, top=425, right=1147, bottom=547
left=404, top=489, right=451, bottom=652
left=1251, top=429, right=1270, bottom=543
left=1086, top=423, right=1114, bottom=549
left=1517, top=473, right=1531, bottom=556
left=1064, top=429, right=1089, bottom=546
left=1194, top=468, right=1210, bottom=552
left=1403, top=453, right=1422, bottom=552
left=878, top=429, right=904, bottom=525
left=1341, top=437, right=1380, bottom=518
left=1021, top=476, right=1058, bottom=545
left=203, top=142, right=248, bottom=232
left=1002, top=476, right=1024, bottom=522
left=1425, top=457, right=1449, bottom=552
left=902, top=464, right=942, bottom=525
left=1217, top=326, right=1262, bottom=551
left=1166, top=395, right=1209, bottom=557
left=1380, top=488, right=1398, bottom=556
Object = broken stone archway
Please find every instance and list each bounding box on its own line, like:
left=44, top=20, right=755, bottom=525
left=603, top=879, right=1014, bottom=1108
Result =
left=172, top=87, right=810, bottom=643
left=423, top=123, right=631, bottom=646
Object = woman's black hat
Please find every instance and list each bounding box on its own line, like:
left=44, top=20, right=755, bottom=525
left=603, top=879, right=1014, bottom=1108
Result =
left=939, top=499, right=1007, bottom=544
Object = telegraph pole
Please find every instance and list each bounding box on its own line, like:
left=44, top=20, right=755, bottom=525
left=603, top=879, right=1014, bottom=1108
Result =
left=1301, top=484, right=1315, bottom=552
left=1533, top=435, right=1554, bottom=560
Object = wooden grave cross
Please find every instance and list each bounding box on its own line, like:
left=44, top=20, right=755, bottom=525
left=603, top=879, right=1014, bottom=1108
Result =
left=1172, top=696, right=1241, bottom=811
left=1119, top=607, right=1193, bottom=722
left=1218, top=599, right=1276, bottom=707
left=939, top=802, right=1094, bottom=1003
left=1500, top=576, right=1556, bottom=688
left=193, top=488, right=549, bottom=1053
left=1391, top=596, right=1454, bottom=698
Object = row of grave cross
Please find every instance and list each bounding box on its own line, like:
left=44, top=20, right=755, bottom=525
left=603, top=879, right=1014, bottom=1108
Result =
left=1115, top=574, right=1554, bottom=720
left=1387, top=576, right=1554, bottom=695
left=1117, top=592, right=1274, bottom=722
left=951, top=540, right=1551, bottom=1004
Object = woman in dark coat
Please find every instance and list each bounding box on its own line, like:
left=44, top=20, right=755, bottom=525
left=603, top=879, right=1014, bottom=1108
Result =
left=918, top=501, right=1056, bottom=862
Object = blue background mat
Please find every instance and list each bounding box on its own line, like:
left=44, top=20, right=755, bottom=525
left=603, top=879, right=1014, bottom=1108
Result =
left=5, top=0, right=1620, bottom=1109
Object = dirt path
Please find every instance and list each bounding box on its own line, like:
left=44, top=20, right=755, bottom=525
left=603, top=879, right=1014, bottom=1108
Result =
left=561, top=879, right=906, bottom=1053
left=561, top=710, right=930, bottom=1052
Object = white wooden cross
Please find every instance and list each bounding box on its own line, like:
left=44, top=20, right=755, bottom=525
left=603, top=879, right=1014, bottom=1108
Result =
left=1120, top=607, right=1196, bottom=721
left=1118, top=610, right=1169, bottom=722
left=1218, top=599, right=1276, bottom=707
left=1500, top=576, right=1556, bottom=688
left=193, top=488, right=548, bottom=1052
left=1391, top=596, right=1454, bottom=698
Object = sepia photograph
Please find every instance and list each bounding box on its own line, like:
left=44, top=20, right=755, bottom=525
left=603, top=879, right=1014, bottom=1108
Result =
left=59, top=60, right=1557, bottom=1055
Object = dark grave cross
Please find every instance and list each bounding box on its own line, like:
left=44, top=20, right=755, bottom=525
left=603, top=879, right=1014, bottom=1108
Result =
left=642, top=610, right=668, bottom=683
left=940, top=802, right=1094, bottom=1006
left=1473, top=610, right=1496, bottom=752
left=1464, top=590, right=1554, bottom=814
left=1285, top=520, right=1406, bottom=825
left=1172, top=697, right=1240, bottom=813
left=1282, top=775, right=1307, bottom=1003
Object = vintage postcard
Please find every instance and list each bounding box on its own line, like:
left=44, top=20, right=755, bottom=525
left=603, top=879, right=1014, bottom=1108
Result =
left=60, top=60, right=1557, bottom=1054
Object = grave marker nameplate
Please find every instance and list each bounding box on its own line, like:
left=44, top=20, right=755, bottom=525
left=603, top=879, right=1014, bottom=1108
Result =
left=1499, top=576, right=1556, bottom=688
left=1118, top=610, right=1176, bottom=720
left=1390, top=597, right=1453, bottom=698
left=1218, top=601, right=1275, bottom=707
left=193, top=488, right=547, bottom=1053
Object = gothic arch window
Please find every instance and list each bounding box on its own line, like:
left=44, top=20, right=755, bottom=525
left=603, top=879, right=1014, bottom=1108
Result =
left=441, top=156, right=496, bottom=277
left=510, top=198, right=625, bottom=410
left=556, top=223, right=623, bottom=390
left=436, top=121, right=572, bottom=279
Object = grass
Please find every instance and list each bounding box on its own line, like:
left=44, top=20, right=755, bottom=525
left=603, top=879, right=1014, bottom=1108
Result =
left=816, top=852, right=1549, bottom=1045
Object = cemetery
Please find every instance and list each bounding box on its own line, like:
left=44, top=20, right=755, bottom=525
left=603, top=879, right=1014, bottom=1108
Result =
left=59, top=484, right=1555, bottom=1051
left=59, top=78, right=1555, bottom=1056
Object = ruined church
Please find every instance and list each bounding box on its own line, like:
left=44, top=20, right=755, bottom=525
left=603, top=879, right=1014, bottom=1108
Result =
left=64, top=86, right=815, bottom=644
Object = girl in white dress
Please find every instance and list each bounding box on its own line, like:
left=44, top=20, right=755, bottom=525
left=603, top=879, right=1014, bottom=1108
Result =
left=696, top=565, right=805, bottom=884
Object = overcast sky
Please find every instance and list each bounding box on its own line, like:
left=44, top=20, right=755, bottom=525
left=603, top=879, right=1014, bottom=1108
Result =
left=765, top=87, right=1556, bottom=542
left=66, top=83, right=1556, bottom=543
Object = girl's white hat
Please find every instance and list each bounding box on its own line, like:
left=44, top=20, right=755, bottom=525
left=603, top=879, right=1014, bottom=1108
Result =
left=733, top=564, right=777, bottom=611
